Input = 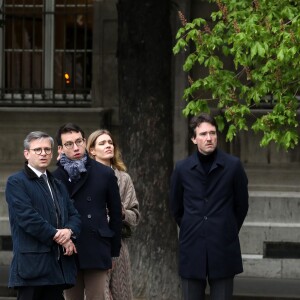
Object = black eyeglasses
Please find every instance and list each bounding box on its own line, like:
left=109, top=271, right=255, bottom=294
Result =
left=63, top=138, right=85, bottom=149
left=29, top=147, right=52, bottom=155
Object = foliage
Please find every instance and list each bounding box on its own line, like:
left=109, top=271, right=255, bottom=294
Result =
left=173, top=0, right=300, bottom=150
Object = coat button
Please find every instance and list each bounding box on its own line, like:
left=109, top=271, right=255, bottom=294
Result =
left=204, top=216, right=208, bottom=220
left=87, top=196, right=92, bottom=202
left=87, top=214, right=92, bottom=219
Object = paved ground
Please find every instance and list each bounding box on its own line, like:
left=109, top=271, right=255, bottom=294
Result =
left=233, top=277, right=300, bottom=299
left=1, top=265, right=300, bottom=299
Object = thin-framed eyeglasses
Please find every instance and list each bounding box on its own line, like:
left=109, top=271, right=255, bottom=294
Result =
left=29, top=147, right=52, bottom=155
left=63, top=138, right=85, bottom=149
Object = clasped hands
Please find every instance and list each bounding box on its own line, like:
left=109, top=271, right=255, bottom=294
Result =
left=53, top=228, right=77, bottom=256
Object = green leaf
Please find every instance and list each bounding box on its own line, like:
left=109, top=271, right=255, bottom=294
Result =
left=174, top=0, right=300, bottom=150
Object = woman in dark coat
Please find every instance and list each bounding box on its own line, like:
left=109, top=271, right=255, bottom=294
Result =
left=87, top=129, right=140, bottom=300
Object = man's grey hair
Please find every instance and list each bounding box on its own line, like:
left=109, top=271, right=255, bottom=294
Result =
left=24, top=131, right=54, bottom=150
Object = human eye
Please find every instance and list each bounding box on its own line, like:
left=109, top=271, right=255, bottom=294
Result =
left=75, top=138, right=84, bottom=145
left=209, top=131, right=216, bottom=135
left=64, top=141, right=73, bottom=147
left=44, top=147, right=52, bottom=153
left=199, top=132, right=207, bottom=137
left=34, top=148, right=42, bottom=153
left=97, top=140, right=105, bottom=145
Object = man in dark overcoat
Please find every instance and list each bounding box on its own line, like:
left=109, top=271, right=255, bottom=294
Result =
left=52, top=123, right=122, bottom=300
left=5, top=131, right=81, bottom=300
left=170, top=113, right=249, bottom=300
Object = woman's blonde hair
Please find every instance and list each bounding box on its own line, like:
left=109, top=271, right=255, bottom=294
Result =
left=86, top=129, right=127, bottom=172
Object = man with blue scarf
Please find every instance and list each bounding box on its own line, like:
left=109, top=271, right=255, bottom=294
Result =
left=53, top=123, right=122, bottom=300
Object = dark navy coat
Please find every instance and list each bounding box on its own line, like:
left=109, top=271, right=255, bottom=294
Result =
left=170, top=150, right=248, bottom=280
left=53, top=155, right=122, bottom=270
left=5, top=164, right=81, bottom=288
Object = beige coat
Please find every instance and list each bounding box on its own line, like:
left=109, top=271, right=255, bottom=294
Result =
left=114, top=168, right=140, bottom=228
left=104, top=168, right=140, bottom=300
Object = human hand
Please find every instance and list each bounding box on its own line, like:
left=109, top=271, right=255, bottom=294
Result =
left=62, top=240, right=77, bottom=256
left=53, top=228, right=72, bottom=245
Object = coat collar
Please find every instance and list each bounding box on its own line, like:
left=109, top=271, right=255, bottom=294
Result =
left=24, top=161, right=54, bottom=181
left=187, top=149, right=226, bottom=173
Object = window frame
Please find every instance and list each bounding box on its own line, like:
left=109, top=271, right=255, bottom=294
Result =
left=0, top=0, right=93, bottom=107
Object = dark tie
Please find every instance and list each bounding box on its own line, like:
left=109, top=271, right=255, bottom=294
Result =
left=40, top=174, right=62, bottom=261
left=41, top=174, right=61, bottom=226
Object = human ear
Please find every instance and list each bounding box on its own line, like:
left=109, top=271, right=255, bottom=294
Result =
left=89, top=148, right=96, bottom=156
left=58, top=145, right=63, bottom=154
left=24, top=150, right=29, bottom=160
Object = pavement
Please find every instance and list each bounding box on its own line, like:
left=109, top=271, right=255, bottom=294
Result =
left=233, top=276, right=300, bottom=299
left=1, top=265, right=300, bottom=299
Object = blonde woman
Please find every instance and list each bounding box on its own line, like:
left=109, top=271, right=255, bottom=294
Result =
left=87, top=129, right=140, bottom=300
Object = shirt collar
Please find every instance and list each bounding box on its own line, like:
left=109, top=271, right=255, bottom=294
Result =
left=27, top=164, right=47, bottom=178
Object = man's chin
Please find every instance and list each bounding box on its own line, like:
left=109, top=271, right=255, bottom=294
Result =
left=204, top=147, right=216, bottom=154
left=73, top=155, right=83, bottom=160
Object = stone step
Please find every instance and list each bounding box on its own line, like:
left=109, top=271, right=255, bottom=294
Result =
left=0, top=218, right=10, bottom=236
left=233, top=276, right=300, bottom=299
left=241, top=256, right=300, bottom=280
left=239, top=222, right=300, bottom=255
left=0, top=252, right=12, bottom=267
left=246, top=191, right=300, bottom=222
left=0, top=191, right=8, bottom=218
left=249, top=183, right=300, bottom=192
left=0, top=165, right=20, bottom=186
left=245, top=166, right=300, bottom=192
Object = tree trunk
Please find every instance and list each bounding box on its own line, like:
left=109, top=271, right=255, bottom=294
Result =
left=117, top=0, right=181, bottom=299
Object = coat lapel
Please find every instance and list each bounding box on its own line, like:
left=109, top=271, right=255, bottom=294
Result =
left=188, top=150, right=226, bottom=176
left=188, top=152, right=206, bottom=175
left=70, top=168, right=89, bottom=197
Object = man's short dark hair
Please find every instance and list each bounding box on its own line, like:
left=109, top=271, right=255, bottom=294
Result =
left=189, top=113, right=217, bottom=138
left=56, top=123, right=85, bottom=146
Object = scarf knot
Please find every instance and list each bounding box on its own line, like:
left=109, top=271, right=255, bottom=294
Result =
left=60, top=153, right=87, bottom=182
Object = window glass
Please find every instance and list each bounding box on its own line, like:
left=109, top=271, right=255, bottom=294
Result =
left=2, top=0, right=93, bottom=105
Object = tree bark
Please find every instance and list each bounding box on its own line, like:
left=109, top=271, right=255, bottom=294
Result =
left=117, top=0, right=181, bottom=299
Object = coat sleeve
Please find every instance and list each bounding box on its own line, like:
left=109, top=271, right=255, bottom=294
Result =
left=5, top=176, right=57, bottom=246
left=119, top=171, right=140, bottom=227
left=169, top=162, right=184, bottom=227
left=233, top=160, right=249, bottom=231
left=106, top=172, right=122, bottom=257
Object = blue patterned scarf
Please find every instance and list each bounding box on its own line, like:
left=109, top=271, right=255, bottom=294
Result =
left=59, top=153, right=87, bottom=182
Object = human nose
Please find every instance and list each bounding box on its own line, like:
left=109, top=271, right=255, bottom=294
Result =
left=40, top=149, right=48, bottom=155
left=73, top=143, right=80, bottom=150
left=206, top=133, right=212, bottom=140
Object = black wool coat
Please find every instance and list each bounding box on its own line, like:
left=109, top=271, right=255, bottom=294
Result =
left=53, top=156, right=122, bottom=270
left=170, top=149, right=249, bottom=280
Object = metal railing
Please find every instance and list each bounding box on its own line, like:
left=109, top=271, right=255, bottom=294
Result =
left=0, top=0, right=93, bottom=107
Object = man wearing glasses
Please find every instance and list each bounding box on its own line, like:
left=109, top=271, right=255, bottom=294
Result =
left=5, top=131, right=81, bottom=300
left=53, top=123, right=122, bottom=300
